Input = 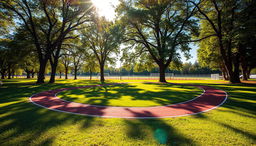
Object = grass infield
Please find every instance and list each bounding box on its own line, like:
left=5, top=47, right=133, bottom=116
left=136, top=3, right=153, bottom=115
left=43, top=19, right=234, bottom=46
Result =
left=0, top=79, right=255, bottom=145
left=57, top=83, right=202, bottom=107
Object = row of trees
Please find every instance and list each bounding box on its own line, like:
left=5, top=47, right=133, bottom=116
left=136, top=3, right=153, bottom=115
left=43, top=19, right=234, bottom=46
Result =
left=1, top=0, right=256, bottom=83
left=0, top=39, right=220, bottom=80
left=196, top=0, right=256, bottom=81
left=1, top=0, right=94, bottom=83
left=0, top=0, right=123, bottom=83
left=119, top=0, right=256, bottom=83
left=0, top=19, right=119, bottom=81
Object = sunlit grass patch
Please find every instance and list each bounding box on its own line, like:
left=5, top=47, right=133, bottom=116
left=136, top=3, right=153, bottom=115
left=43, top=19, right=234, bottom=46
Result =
left=57, top=83, right=202, bottom=107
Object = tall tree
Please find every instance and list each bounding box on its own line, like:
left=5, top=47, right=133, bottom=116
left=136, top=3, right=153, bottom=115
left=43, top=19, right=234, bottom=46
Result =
left=236, top=0, right=256, bottom=80
left=0, top=43, right=8, bottom=79
left=83, top=53, right=98, bottom=80
left=197, top=20, right=228, bottom=79
left=70, top=47, right=85, bottom=80
left=22, top=54, right=39, bottom=79
left=1, top=0, right=93, bottom=83
left=192, top=0, right=256, bottom=82
left=118, top=0, right=199, bottom=82
left=60, top=50, right=72, bottom=79
left=56, top=63, right=65, bottom=79
left=0, top=37, right=30, bottom=79
left=82, top=17, right=123, bottom=82
left=14, top=28, right=39, bottom=79
left=190, top=0, right=242, bottom=83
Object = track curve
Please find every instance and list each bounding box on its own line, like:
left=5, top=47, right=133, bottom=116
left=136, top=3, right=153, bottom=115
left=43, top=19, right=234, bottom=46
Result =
left=29, top=83, right=227, bottom=119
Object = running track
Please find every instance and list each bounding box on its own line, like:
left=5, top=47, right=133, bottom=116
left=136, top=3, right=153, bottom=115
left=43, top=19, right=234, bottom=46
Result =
left=29, top=83, right=227, bottom=119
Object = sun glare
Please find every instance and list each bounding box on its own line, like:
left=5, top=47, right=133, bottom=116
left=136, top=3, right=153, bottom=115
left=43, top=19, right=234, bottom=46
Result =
left=91, top=0, right=120, bottom=21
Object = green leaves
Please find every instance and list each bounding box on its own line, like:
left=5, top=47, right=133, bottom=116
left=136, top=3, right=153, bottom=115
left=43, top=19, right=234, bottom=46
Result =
left=119, top=0, right=197, bottom=72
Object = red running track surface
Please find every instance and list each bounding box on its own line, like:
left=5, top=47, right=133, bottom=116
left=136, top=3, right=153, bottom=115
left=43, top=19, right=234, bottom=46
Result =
left=29, top=83, right=227, bottom=119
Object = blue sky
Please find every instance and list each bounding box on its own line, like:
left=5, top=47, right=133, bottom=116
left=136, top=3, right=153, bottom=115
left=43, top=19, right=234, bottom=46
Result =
left=181, top=44, right=198, bottom=63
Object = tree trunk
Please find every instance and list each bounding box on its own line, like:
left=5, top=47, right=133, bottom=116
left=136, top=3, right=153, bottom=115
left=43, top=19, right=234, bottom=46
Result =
left=222, top=55, right=240, bottom=83
left=0, top=69, right=7, bottom=79
left=247, top=67, right=252, bottom=79
left=32, top=72, right=35, bottom=78
left=223, top=70, right=228, bottom=80
left=7, top=65, right=11, bottom=79
left=228, top=56, right=240, bottom=83
left=26, top=71, right=31, bottom=78
left=89, top=69, right=92, bottom=80
left=1, top=71, right=5, bottom=79
left=37, top=59, right=48, bottom=84
left=49, top=59, right=58, bottom=83
left=12, top=71, right=15, bottom=78
left=240, top=44, right=248, bottom=81
left=74, top=66, right=77, bottom=80
left=159, top=63, right=167, bottom=82
left=59, top=72, right=62, bottom=79
left=49, top=41, right=63, bottom=83
left=65, top=67, right=68, bottom=79
left=229, top=72, right=241, bottom=83
left=224, top=62, right=239, bottom=83
left=100, top=63, right=105, bottom=83
left=221, top=63, right=229, bottom=80
left=242, top=67, right=248, bottom=81
left=221, top=67, right=226, bottom=80
left=233, top=55, right=241, bottom=83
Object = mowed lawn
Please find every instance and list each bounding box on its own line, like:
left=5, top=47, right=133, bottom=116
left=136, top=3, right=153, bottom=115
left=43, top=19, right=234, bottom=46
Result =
left=57, top=83, right=202, bottom=107
left=0, top=79, right=255, bottom=145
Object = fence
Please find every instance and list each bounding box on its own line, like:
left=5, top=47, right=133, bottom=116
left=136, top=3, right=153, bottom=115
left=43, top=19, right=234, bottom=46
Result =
left=9, top=73, right=220, bottom=80
left=211, top=74, right=220, bottom=80
left=58, top=74, right=213, bottom=80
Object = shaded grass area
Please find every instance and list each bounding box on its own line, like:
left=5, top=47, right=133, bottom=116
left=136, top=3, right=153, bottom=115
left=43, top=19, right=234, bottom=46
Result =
left=0, top=78, right=255, bottom=145
left=57, top=83, right=202, bottom=107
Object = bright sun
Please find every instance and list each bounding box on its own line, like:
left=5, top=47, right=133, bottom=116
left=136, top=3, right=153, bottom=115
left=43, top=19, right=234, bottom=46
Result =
left=91, top=0, right=120, bottom=21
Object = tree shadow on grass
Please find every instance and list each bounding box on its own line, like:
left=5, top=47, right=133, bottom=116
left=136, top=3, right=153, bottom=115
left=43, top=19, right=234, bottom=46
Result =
left=190, top=112, right=256, bottom=143
left=0, top=80, right=106, bottom=145
left=167, top=82, right=256, bottom=119
left=0, top=102, right=78, bottom=145
left=124, top=109, right=195, bottom=145
left=204, top=83, right=256, bottom=115
left=219, top=122, right=256, bottom=140
left=0, top=80, right=204, bottom=145
left=1, top=79, right=255, bottom=145
left=121, top=80, right=256, bottom=145
left=59, top=83, right=202, bottom=107
left=189, top=82, right=256, bottom=143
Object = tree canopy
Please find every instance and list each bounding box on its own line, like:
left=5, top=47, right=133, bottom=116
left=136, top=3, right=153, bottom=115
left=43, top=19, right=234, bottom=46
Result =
left=117, top=0, right=199, bottom=82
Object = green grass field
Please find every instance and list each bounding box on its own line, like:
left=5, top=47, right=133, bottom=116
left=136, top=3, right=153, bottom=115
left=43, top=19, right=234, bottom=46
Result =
left=0, top=79, right=255, bottom=145
left=57, top=83, right=202, bottom=107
